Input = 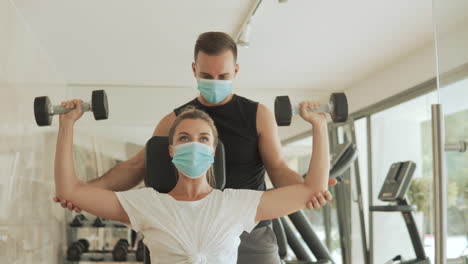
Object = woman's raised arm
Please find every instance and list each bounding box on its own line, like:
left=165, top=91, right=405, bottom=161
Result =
left=255, top=101, right=330, bottom=221
left=54, top=99, right=130, bottom=224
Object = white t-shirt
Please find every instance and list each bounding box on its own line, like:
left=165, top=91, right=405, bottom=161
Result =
left=115, top=187, right=264, bottom=264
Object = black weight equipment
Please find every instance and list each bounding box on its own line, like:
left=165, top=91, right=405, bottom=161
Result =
left=370, top=161, right=430, bottom=264
left=92, top=217, right=105, bottom=227
left=34, top=90, right=109, bottom=126
left=77, top=239, right=89, bottom=252
left=66, top=239, right=89, bottom=261
left=274, top=93, right=348, bottom=125
left=131, top=230, right=137, bottom=248
left=112, top=239, right=130, bottom=261
left=69, top=214, right=86, bottom=227
left=136, top=240, right=145, bottom=262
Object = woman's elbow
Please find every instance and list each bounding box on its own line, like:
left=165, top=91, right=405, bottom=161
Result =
left=56, top=181, right=81, bottom=201
left=56, top=188, right=74, bottom=201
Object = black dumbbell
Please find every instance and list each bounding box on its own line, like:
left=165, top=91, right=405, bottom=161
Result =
left=67, top=239, right=90, bottom=261
left=274, top=93, right=348, bottom=125
left=93, top=217, right=106, bottom=227
left=69, top=214, right=87, bottom=227
left=136, top=240, right=145, bottom=261
left=112, top=239, right=130, bottom=261
left=34, top=90, right=109, bottom=126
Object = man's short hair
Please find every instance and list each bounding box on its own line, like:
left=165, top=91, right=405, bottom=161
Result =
left=194, top=32, right=237, bottom=63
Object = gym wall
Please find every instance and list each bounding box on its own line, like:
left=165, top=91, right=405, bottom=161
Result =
left=345, top=15, right=468, bottom=114
left=0, top=0, right=69, bottom=262
left=0, top=1, right=141, bottom=263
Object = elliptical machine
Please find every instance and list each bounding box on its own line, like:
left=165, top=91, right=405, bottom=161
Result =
left=370, top=161, right=430, bottom=264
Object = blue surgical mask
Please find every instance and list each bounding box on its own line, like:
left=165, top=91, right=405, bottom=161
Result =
left=197, top=78, right=232, bottom=104
left=171, top=142, right=214, bottom=179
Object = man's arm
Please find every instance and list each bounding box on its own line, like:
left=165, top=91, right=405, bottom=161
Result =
left=88, top=112, right=176, bottom=190
left=257, top=104, right=303, bottom=187
left=256, top=103, right=332, bottom=209
left=256, top=120, right=329, bottom=221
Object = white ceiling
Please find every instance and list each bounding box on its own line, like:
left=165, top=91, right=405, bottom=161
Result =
left=13, top=0, right=440, bottom=92
left=11, top=0, right=468, bottom=144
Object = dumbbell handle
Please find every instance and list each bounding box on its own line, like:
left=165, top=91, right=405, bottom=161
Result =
left=292, top=102, right=333, bottom=115
left=52, top=102, right=92, bottom=115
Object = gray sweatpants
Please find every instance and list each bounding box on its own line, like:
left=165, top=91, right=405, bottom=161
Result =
left=237, top=224, right=281, bottom=264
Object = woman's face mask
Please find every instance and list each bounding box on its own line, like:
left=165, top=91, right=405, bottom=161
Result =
left=171, top=142, right=214, bottom=179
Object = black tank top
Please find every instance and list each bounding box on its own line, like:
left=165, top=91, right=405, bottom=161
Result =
left=174, top=94, right=266, bottom=191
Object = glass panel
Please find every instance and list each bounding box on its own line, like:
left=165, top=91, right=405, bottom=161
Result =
left=0, top=1, right=69, bottom=262
left=432, top=0, right=468, bottom=260
left=351, top=117, right=369, bottom=264
left=370, top=92, right=438, bottom=263
left=440, top=78, right=468, bottom=258
left=283, top=135, right=343, bottom=262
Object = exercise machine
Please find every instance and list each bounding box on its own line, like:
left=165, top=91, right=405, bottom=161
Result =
left=370, top=161, right=430, bottom=264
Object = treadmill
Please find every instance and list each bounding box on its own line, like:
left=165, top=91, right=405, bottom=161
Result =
left=370, top=161, right=430, bottom=264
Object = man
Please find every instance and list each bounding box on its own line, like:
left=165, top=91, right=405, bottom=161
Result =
left=55, top=32, right=335, bottom=263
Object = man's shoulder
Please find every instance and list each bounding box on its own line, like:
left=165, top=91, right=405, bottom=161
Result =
left=255, top=103, right=273, bottom=121
left=234, top=94, right=258, bottom=106
left=173, top=98, right=200, bottom=115
left=234, top=95, right=261, bottom=120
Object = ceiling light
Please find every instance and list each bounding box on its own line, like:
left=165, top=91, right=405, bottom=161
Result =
left=237, top=21, right=252, bottom=48
left=236, top=0, right=262, bottom=48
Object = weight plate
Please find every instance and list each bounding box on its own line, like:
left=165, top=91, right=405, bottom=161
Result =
left=113, top=240, right=129, bottom=261
left=330, top=93, right=348, bottom=122
left=136, top=241, right=144, bottom=261
left=78, top=239, right=90, bottom=252
left=117, top=239, right=129, bottom=247
left=67, top=242, right=83, bottom=261
left=34, top=96, right=52, bottom=126
left=274, top=96, right=293, bottom=126
left=91, top=90, right=109, bottom=120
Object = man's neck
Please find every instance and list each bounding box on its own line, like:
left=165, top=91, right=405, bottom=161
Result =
left=197, top=93, right=234, bottom=107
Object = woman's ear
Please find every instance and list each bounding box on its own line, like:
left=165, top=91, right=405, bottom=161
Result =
left=168, top=145, right=174, bottom=158
left=212, top=145, right=217, bottom=156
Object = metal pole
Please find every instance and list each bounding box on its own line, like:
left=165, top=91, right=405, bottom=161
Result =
left=366, top=117, right=374, bottom=264
left=324, top=205, right=332, bottom=249
left=281, top=217, right=314, bottom=262
left=288, top=211, right=335, bottom=263
left=334, top=182, right=350, bottom=264
left=349, top=120, right=370, bottom=264
left=431, top=104, right=447, bottom=264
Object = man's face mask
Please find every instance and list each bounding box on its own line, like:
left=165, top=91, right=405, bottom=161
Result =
left=171, top=142, right=214, bottom=179
left=197, top=78, right=232, bottom=104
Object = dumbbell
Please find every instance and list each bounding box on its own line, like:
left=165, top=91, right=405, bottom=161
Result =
left=112, top=239, right=130, bottom=261
left=34, top=90, right=109, bottom=126
left=274, top=93, right=348, bottom=126
left=136, top=240, right=145, bottom=261
left=67, top=239, right=90, bottom=261
left=69, top=214, right=87, bottom=227
left=92, top=217, right=106, bottom=227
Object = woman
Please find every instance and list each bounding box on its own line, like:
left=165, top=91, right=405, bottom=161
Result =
left=55, top=100, right=329, bottom=264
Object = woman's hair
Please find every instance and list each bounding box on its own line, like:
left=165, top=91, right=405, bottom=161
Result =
left=168, top=106, right=218, bottom=187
